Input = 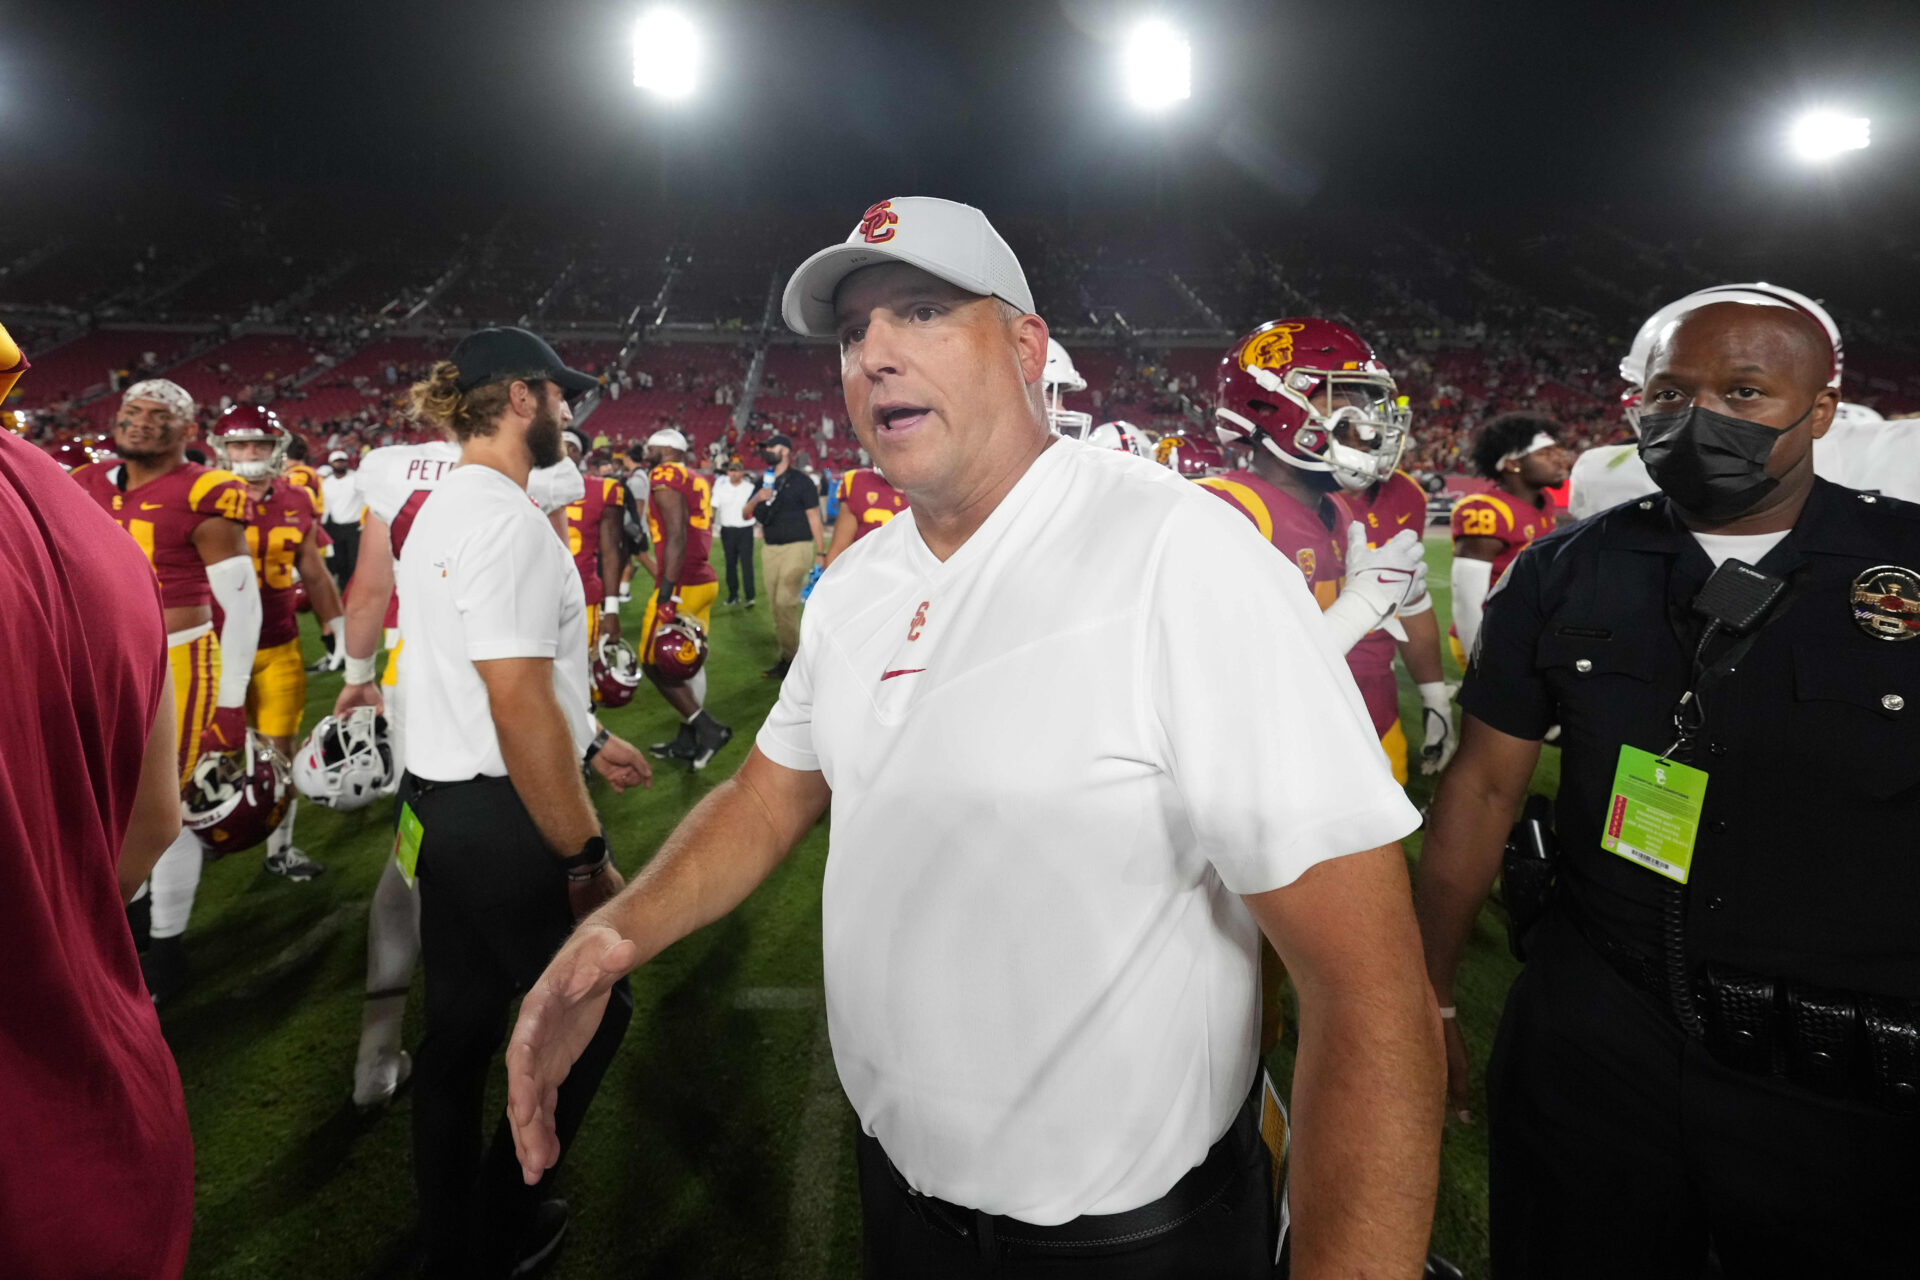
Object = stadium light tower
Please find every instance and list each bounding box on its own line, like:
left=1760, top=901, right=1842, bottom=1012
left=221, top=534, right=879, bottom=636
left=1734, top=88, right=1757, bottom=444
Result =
left=1789, top=110, right=1871, bottom=161
left=1123, top=19, right=1191, bottom=110
left=633, top=7, right=700, bottom=100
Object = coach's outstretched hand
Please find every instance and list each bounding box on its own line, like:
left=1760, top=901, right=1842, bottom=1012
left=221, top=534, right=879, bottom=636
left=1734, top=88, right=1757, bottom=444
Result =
left=507, top=921, right=639, bottom=1185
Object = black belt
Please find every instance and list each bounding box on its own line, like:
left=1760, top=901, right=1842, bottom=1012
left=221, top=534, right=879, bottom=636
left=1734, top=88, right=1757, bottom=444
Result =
left=1570, top=912, right=1920, bottom=1115
left=401, top=771, right=507, bottom=798
left=872, top=1076, right=1263, bottom=1254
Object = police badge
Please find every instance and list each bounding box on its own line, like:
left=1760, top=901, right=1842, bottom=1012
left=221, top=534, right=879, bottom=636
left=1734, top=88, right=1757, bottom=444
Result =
left=1851, top=565, right=1920, bottom=641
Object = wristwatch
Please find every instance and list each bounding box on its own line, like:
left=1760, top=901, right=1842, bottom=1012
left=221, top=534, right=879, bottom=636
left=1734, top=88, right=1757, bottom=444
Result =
left=582, top=725, right=611, bottom=768
left=559, top=834, right=610, bottom=882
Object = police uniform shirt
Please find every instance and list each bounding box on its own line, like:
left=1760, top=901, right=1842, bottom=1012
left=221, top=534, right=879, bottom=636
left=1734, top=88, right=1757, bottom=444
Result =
left=395, top=464, right=595, bottom=782
left=756, top=437, right=1419, bottom=1224
left=1462, top=478, right=1920, bottom=998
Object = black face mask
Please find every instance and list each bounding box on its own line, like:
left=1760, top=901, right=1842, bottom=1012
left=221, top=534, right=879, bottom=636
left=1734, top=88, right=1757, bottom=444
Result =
left=1636, top=402, right=1809, bottom=521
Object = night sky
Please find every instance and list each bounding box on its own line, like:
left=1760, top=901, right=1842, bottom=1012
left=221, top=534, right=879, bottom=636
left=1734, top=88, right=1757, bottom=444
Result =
left=4, top=0, right=1918, bottom=228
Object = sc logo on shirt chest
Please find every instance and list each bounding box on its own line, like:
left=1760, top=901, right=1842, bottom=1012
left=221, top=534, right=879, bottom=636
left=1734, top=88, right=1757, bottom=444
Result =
left=907, top=601, right=930, bottom=641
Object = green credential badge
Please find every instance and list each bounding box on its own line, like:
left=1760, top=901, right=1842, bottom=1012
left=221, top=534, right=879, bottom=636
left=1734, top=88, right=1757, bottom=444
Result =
left=1601, top=745, right=1709, bottom=884
left=396, top=802, right=425, bottom=888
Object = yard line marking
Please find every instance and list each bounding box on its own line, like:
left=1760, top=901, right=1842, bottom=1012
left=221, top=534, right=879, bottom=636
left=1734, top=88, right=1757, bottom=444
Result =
left=733, top=986, right=821, bottom=1010
left=780, top=1006, right=844, bottom=1279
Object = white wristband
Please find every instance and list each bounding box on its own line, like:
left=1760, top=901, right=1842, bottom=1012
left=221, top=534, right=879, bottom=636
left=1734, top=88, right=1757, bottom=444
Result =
left=344, top=654, right=378, bottom=685
left=1438, top=1006, right=1458, bottom=1020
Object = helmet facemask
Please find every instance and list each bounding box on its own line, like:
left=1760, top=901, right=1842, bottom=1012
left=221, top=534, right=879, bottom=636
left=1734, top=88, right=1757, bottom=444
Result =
left=214, top=427, right=290, bottom=481
left=1045, top=383, right=1093, bottom=439
left=1219, top=363, right=1409, bottom=490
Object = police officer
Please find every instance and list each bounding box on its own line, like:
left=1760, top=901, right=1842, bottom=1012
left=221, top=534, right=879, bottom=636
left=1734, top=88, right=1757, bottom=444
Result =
left=1415, top=300, right=1920, bottom=1278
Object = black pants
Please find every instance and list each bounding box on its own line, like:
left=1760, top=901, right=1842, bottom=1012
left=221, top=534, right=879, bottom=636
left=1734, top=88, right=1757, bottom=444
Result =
left=324, top=519, right=360, bottom=593
left=856, top=1086, right=1277, bottom=1278
left=406, top=774, right=632, bottom=1279
left=720, top=525, right=755, bottom=601
left=1487, top=911, right=1920, bottom=1279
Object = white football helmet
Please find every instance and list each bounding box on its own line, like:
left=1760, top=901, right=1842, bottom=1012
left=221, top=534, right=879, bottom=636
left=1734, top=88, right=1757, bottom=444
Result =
left=1043, top=339, right=1092, bottom=438
left=293, top=708, right=398, bottom=810
left=1620, top=282, right=1844, bottom=433
left=1085, top=420, right=1154, bottom=457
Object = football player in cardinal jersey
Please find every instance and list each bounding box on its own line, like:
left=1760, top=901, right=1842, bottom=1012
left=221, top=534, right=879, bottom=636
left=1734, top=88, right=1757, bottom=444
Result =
left=562, top=430, right=627, bottom=658
left=1449, top=413, right=1568, bottom=668
left=1204, top=319, right=1429, bottom=647
left=1154, top=432, right=1226, bottom=479
left=331, top=378, right=586, bottom=1110
left=639, top=427, right=733, bottom=770
left=1202, top=319, right=1430, bottom=1054
left=282, top=433, right=326, bottom=515
left=70, top=378, right=262, bottom=1003
left=824, top=463, right=908, bottom=567
left=1342, top=458, right=1457, bottom=781
left=210, top=405, right=345, bottom=880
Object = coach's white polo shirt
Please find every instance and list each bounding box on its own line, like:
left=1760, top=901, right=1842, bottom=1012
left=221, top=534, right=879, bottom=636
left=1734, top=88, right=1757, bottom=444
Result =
left=757, top=436, right=1419, bottom=1224
left=396, top=464, right=594, bottom=781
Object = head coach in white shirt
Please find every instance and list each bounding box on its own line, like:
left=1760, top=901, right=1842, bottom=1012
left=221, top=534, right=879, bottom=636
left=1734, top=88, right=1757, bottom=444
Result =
left=506, top=201, right=1444, bottom=1277
left=396, top=327, right=654, bottom=1279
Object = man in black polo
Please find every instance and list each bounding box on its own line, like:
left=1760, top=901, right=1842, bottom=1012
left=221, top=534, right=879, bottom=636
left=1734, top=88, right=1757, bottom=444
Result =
left=1415, top=300, right=1920, bottom=1277
left=746, top=432, right=823, bottom=679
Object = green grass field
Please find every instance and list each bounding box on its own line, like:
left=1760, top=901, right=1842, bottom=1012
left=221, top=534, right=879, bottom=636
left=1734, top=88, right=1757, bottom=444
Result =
left=169, top=532, right=1542, bottom=1278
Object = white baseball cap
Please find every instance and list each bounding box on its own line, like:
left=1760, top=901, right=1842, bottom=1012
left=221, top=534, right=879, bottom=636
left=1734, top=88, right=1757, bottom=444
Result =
left=646, top=427, right=689, bottom=451
left=781, top=196, right=1034, bottom=337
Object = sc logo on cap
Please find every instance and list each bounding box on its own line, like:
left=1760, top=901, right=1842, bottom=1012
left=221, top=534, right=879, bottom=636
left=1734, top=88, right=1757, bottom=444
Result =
left=859, top=200, right=899, bottom=244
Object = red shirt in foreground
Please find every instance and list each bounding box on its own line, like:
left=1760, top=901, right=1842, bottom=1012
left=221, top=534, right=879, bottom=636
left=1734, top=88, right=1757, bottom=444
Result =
left=0, top=432, right=194, bottom=1279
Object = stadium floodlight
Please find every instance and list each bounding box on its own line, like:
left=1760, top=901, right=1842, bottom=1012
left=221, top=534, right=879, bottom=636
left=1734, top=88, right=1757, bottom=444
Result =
left=1123, top=20, right=1191, bottom=110
left=633, top=7, right=700, bottom=100
left=1788, top=111, right=1870, bottom=161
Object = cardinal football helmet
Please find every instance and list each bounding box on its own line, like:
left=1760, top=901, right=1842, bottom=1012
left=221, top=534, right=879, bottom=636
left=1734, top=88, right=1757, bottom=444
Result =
left=1085, top=420, right=1154, bottom=456
left=592, top=634, right=643, bottom=708
left=1214, top=319, right=1410, bottom=491
left=1154, top=432, right=1225, bottom=478
left=184, top=731, right=291, bottom=856
left=1043, top=339, right=1092, bottom=438
left=293, top=708, right=397, bottom=811
left=648, top=613, right=710, bottom=682
left=210, top=404, right=291, bottom=480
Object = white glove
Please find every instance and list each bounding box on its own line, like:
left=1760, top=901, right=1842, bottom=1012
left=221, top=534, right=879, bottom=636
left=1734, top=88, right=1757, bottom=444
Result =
left=1417, top=680, right=1457, bottom=775
left=1320, top=525, right=1429, bottom=654
left=311, top=616, right=347, bottom=674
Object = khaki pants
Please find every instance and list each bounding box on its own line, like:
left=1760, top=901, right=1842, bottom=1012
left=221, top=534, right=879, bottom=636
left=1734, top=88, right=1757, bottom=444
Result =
left=764, top=539, right=814, bottom=659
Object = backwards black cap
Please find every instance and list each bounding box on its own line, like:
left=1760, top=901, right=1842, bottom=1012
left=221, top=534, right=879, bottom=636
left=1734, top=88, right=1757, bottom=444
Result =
left=451, top=327, right=598, bottom=397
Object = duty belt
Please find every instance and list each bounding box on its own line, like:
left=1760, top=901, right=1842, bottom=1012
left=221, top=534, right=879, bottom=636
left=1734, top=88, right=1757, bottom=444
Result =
left=871, top=1077, right=1264, bottom=1257
left=1573, top=914, right=1920, bottom=1115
